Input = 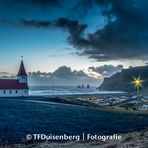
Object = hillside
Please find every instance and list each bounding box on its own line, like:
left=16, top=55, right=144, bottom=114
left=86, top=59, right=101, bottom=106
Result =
left=99, top=66, right=148, bottom=92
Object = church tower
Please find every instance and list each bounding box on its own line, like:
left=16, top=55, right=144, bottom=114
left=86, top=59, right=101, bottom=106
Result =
left=17, top=59, right=27, bottom=84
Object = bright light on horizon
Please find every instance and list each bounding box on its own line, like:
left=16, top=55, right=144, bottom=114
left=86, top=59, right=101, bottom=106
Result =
left=132, top=76, right=143, bottom=94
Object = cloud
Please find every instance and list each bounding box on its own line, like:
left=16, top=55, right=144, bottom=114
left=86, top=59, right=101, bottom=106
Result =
left=51, top=66, right=88, bottom=79
left=0, top=72, right=15, bottom=78
left=21, top=17, right=90, bottom=51
left=15, top=0, right=95, bottom=16
left=2, top=65, right=123, bottom=86
left=89, top=64, right=123, bottom=77
left=72, top=0, right=148, bottom=61
left=28, top=66, right=101, bottom=86
left=28, top=71, right=51, bottom=78
left=21, top=19, right=52, bottom=28
left=0, top=72, right=9, bottom=75
left=20, top=0, right=148, bottom=61
left=2, top=0, right=148, bottom=61
left=15, top=0, right=60, bottom=6
left=28, top=65, right=122, bottom=86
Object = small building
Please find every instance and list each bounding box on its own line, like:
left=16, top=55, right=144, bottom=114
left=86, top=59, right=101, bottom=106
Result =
left=142, top=96, right=148, bottom=103
left=0, top=60, right=29, bottom=97
left=139, top=104, right=148, bottom=111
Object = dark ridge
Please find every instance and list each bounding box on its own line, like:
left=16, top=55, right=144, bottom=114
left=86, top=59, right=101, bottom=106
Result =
left=99, top=66, right=148, bottom=92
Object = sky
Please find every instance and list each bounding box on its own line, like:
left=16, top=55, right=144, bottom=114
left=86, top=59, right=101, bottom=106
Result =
left=0, top=0, right=148, bottom=86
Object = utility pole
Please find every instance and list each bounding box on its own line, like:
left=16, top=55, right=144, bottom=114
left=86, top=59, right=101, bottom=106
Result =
left=52, top=74, right=54, bottom=97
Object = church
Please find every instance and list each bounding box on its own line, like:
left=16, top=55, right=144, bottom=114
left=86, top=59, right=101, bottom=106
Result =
left=0, top=60, right=29, bottom=97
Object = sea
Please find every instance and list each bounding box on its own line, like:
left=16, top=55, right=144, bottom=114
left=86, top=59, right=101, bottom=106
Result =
left=29, top=86, right=124, bottom=96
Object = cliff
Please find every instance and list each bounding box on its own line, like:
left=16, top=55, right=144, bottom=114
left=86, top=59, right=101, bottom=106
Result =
left=99, top=66, right=148, bottom=91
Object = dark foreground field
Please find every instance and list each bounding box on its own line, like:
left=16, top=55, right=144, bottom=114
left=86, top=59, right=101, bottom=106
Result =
left=0, top=97, right=148, bottom=147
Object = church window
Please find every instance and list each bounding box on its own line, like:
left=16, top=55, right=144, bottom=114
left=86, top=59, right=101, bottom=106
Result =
left=3, top=90, right=6, bottom=94
left=10, top=90, right=12, bottom=94
left=16, top=90, right=18, bottom=93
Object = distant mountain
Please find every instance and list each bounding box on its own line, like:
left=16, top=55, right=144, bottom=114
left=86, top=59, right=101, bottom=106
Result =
left=99, top=66, right=148, bottom=92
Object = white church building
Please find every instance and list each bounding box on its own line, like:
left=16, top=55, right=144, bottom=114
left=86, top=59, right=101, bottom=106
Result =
left=0, top=60, right=29, bottom=97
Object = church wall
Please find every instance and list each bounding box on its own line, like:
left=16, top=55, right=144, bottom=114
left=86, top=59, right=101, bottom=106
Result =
left=0, top=89, right=28, bottom=97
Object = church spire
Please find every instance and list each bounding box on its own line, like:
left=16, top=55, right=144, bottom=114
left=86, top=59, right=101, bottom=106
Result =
left=17, top=57, right=27, bottom=76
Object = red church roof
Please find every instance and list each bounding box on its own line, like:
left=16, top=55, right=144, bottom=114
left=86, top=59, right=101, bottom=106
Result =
left=17, top=60, right=27, bottom=76
left=0, top=79, right=28, bottom=89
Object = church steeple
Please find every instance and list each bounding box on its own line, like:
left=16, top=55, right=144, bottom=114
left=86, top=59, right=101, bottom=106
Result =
left=17, top=57, right=27, bottom=84
left=17, top=59, right=27, bottom=76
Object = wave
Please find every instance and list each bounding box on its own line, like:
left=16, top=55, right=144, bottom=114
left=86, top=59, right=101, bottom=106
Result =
left=29, top=86, right=124, bottom=96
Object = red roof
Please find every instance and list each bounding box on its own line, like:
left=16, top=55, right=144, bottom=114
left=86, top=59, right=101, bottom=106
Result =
left=0, top=79, right=28, bottom=89
left=17, top=60, right=27, bottom=76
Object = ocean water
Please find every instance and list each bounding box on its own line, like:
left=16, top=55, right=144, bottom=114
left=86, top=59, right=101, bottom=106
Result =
left=29, top=86, right=124, bottom=96
left=0, top=98, right=148, bottom=144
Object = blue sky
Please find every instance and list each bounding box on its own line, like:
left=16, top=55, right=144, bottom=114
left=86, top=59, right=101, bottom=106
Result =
left=0, top=0, right=147, bottom=76
left=0, top=0, right=103, bottom=73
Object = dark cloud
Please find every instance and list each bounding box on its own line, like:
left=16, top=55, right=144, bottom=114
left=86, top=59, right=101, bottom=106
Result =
left=55, top=18, right=88, bottom=46
left=22, top=19, right=52, bottom=28
left=89, top=64, right=123, bottom=77
left=23, top=17, right=87, bottom=32
left=15, top=0, right=60, bottom=6
left=21, top=17, right=89, bottom=46
left=15, top=0, right=96, bottom=17
left=0, top=0, right=95, bottom=18
left=20, top=0, right=148, bottom=61
left=1, top=0, right=148, bottom=61
left=72, top=0, right=148, bottom=61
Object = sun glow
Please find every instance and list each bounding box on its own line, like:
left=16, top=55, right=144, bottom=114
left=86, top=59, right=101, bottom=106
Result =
left=85, top=69, right=102, bottom=79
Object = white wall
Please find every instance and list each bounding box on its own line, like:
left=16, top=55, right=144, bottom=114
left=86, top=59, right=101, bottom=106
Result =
left=0, top=89, right=29, bottom=97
